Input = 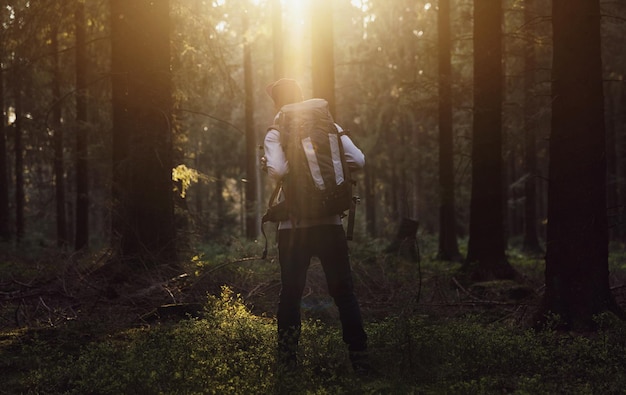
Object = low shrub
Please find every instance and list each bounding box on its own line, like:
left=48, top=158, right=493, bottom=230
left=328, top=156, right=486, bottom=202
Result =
left=3, top=240, right=626, bottom=394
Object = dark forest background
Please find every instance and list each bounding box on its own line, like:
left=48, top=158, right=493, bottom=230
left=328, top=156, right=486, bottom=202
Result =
left=2, top=1, right=626, bottom=393
left=0, top=0, right=565, bottom=249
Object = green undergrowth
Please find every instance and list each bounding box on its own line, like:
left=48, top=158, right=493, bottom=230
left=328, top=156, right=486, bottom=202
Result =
left=2, top=286, right=626, bottom=394
left=2, top=239, right=626, bottom=393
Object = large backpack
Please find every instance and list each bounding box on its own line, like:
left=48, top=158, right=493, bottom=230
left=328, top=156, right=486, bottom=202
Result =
left=261, top=99, right=356, bottom=256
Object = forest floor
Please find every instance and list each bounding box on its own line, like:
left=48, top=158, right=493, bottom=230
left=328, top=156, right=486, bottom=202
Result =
left=2, top=235, right=626, bottom=393
left=0, top=236, right=547, bottom=333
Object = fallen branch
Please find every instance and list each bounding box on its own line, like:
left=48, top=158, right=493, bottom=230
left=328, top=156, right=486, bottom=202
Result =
left=451, top=277, right=518, bottom=306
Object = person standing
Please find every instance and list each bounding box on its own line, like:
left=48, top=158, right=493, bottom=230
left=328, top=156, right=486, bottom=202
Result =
left=262, top=78, right=370, bottom=375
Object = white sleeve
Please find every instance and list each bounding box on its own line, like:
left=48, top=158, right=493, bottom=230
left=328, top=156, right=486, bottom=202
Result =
left=264, top=128, right=288, bottom=182
left=337, top=125, right=365, bottom=170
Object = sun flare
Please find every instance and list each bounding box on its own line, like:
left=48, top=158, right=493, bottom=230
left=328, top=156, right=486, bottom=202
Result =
left=277, top=0, right=309, bottom=79
left=280, top=0, right=306, bottom=26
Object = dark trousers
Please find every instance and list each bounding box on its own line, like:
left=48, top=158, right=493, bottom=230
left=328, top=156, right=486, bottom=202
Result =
left=277, top=225, right=367, bottom=361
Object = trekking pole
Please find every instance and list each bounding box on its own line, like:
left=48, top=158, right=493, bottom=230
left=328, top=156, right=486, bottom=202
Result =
left=346, top=196, right=360, bottom=241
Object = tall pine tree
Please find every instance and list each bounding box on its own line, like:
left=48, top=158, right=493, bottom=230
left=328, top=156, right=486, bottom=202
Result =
left=464, top=0, right=516, bottom=280
left=540, top=0, right=624, bottom=330
left=110, top=0, right=176, bottom=265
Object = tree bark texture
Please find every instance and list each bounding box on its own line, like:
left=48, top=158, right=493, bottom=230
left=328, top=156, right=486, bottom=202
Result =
left=521, top=0, right=543, bottom=254
left=13, top=78, right=24, bottom=242
left=384, top=217, right=419, bottom=262
left=619, top=85, right=626, bottom=244
left=543, top=0, right=622, bottom=330
left=110, top=0, right=176, bottom=264
left=465, top=0, right=515, bottom=280
left=437, top=0, right=461, bottom=261
left=75, top=1, right=89, bottom=251
left=51, top=27, right=68, bottom=249
left=0, top=51, right=10, bottom=241
left=364, top=165, right=376, bottom=237
left=243, top=11, right=259, bottom=239
left=606, top=81, right=618, bottom=239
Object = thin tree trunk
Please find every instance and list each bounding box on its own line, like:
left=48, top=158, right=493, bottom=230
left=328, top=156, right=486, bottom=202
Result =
left=0, top=53, right=9, bottom=241
left=437, top=0, right=461, bottom=261
left=390, top=167, right=401, bottom=222
left=51, top=27, right=68, bottom=249
left=243, top=10, right=258, bottom=239
left=13, top=78, right=24, bottom=242
left=75, top=0, right=89, bottom=251
left=215, top=170, right=225, bottom=232
left=364, top=165, right=376, bottom=237
left=619, top=84, right=626, bottom=244
left=411, top=116, right=422, bottom=222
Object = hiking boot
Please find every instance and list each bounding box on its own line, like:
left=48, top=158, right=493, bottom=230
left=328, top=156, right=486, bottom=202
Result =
left=277, top=357, right=297, bottom=372
left=276, top=346, right=298, bottom=374
left=349, top=350, right=372, bottom=377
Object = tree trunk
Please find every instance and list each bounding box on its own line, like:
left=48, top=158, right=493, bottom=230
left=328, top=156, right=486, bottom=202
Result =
left=311, top=0, right=335, bottom=117
left=437, top=0, right=461, bottom=261
left=364, top=165, right=376, bottom=237
left=243, top=10, right=258, bottom=239
left=13, top=77, right=24, bottom=242
left=75, top=0, right=89, bottom=251
left=215, top=170, right=226, bottom=233
left=541, top=0, right=623, bottom=331
left=606, top=82, right=619, bottom=239
left=0, top=51, right=10, bottom=242
left=384, top=217, right=419, bottom=262
left=521, top=0, right=543, bottom=255
left=619, top=84, right=626, bottom=245
left=407, top=120, right=417, bottom=221
left=110, top=0, right=176, bottom=265
left=51, top=27, right=68, bottom=249
left=464, top=0, right=516, bottom=280
left=390, top=166, right=400, bottom=223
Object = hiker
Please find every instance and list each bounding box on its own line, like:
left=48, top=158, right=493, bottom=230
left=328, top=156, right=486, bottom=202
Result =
left=262, top=78, right=369, bottom=375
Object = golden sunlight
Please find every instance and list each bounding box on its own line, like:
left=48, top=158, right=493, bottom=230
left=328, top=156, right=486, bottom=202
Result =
left=279, top=0, right=308, bottom=78
left=350, top=0, right=369, bottom=12
left=281, top=0, right=307, bottom=26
